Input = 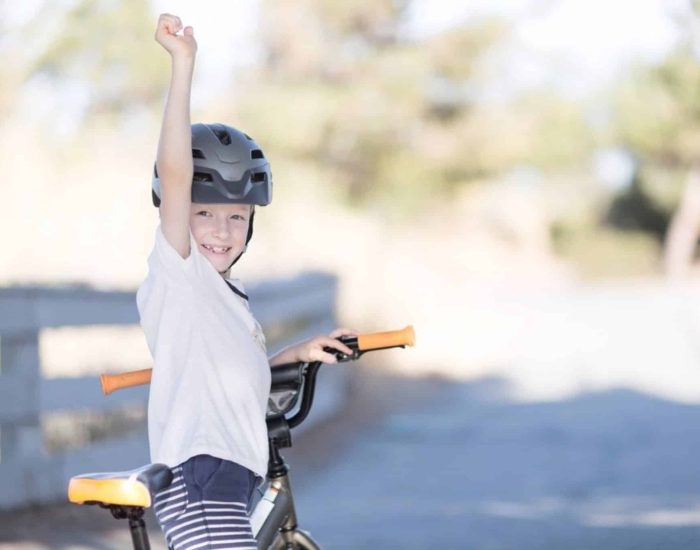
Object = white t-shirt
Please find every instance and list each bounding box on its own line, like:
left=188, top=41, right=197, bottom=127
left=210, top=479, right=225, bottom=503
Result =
left=136, top=226, right=270, bottom=478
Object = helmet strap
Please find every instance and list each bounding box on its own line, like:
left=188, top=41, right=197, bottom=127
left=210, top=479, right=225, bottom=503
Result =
left=225, top=208, right=255, bottom=271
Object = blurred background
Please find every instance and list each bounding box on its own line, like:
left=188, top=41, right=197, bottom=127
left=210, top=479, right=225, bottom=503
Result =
left=3, top=0, right=700, bottom=548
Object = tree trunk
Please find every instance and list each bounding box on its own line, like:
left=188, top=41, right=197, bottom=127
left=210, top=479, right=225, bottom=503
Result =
left=663, top=167, right=700, bottom=279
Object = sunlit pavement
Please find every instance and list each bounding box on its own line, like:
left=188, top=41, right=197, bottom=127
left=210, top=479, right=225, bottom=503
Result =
left=291, top=376, right=700, bottom=549
left=283, top=281, right=700, bottom=548
left=2, top=370, right=700, bottom=549
left=3, top=281, right=700, bottom=548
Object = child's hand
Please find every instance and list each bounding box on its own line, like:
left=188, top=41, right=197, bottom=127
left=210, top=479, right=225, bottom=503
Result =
left=155, top=13, right=197, bottom=58
left=290, top=328, right=359, bottom=364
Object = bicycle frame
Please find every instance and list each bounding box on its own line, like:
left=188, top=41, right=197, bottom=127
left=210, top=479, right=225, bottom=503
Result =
left=252, top=360, right=324, bottom=549
left=252, top=473, right=315, bottom=549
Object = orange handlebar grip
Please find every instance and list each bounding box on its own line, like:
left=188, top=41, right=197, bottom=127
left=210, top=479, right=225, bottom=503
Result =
left=357, top=325, right=415, bottom=351
left=100, top=326, right=415, bottom=395
left=100, top=368, right=152, bottom=395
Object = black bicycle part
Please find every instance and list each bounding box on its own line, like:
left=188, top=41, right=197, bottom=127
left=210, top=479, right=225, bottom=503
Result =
left=325, top=334, right=408, bottom=362
left=274, top=334, right=401, bottom=430
left=266, top=335, right=359, bottom=421
left=101, top=504, right=151, bottom=550
left=265, top=343, right=355, bottom=478
left=265, top=332, right=410, bottom=472
left=270, top=362, right=305, bottom=387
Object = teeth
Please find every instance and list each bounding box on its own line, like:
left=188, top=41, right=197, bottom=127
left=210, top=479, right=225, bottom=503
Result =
left=203, top=244, right=231, bottom=254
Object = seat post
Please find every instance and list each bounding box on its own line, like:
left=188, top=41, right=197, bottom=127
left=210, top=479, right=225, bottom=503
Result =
left=128, top=512, right=151, bottom=550
left=106, top=505, right=151, bottom=550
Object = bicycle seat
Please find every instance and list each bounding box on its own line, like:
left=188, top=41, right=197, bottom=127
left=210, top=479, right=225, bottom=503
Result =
left=68, top=463, right=172, bottom=508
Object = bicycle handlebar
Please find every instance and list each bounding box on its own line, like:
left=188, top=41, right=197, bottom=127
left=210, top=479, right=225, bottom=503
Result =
left=347, top=325, right=416, bottom=353
left=101, top=368, right=152, bottom=396
left=100, top=325, right=415, bottom=395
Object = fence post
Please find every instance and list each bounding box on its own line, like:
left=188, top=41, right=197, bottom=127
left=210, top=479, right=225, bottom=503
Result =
left=0, top=331, right=42, bottom=463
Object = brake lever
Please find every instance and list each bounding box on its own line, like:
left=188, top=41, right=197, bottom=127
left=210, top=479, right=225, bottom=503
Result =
left=322, top=347, right=362, bottom=363
left=324, top=343, right=407, bottom=364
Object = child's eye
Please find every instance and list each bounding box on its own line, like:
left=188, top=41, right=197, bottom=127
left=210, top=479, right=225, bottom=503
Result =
left=231, top=214, right=246, bottom=221
left=196, top=211, right=211, bottom=217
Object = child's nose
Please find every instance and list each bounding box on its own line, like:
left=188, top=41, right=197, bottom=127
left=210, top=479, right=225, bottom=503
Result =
left=213, top=218, right=231, bottom=237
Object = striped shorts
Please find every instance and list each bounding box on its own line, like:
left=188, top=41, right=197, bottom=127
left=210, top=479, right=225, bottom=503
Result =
left=153, top=455, right=260, bottom=550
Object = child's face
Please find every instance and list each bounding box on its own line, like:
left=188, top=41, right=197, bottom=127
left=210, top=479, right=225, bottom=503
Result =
left=189, top=203, right=252, bottom=275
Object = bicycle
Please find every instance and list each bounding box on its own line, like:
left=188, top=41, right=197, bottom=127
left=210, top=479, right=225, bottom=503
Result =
left=67, top=325, right=415, bottom=549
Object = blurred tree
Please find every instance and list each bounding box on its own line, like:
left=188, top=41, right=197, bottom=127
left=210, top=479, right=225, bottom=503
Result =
left=229, top=0, right=593, bottom=215
left=261, top=0, right=408, bottom=79
left=25, top=0, right=166, bottom=122
left=613, top=19, right=700, bottom=277
left=0, top=3, right=44, bottom=122
left=616, top=52, right=700, bottom=168
left=0, top=51, right=22, bottom=123
left=602, top=171, right=670, bottom=240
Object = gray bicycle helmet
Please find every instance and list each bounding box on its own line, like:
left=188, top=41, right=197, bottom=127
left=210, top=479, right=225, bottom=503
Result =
left=152, top=123, right=272, bottom=208
left=151, top=123, right=272, bottom=267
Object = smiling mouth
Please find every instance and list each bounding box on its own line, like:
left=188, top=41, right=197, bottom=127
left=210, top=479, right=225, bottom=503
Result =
left=202, top=244, right=232, bottom=255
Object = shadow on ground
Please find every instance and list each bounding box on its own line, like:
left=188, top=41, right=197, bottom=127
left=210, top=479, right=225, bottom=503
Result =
left=291, top=373, right=700, bottom=549
left=2, top=371, right=700, bottom=549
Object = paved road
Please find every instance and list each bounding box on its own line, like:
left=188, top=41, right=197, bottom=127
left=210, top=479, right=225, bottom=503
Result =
left=3, top=368, right=700, bottom=548
left=288, top=374, right=700, bottom=549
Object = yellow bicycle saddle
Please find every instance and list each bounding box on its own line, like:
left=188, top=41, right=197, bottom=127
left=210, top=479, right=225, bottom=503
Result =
left=68, top=463, right=172, bottom=508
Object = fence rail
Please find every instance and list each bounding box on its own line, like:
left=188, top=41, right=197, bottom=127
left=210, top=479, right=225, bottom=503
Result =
left=0, top=272, right=340, bottom=509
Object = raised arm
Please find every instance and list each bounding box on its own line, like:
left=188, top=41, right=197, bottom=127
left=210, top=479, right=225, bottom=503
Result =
left=154, top=13, right=197, bottom=258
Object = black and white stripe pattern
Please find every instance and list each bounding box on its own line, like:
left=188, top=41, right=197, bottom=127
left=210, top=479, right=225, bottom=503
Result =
left=155, top=467, right=188, bottom=524
left=154, top=466, right=256, bottom=549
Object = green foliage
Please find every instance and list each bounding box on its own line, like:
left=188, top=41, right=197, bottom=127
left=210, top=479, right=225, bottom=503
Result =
left=608, top=35, right=700, bottom=251
left=313, top=0, right=409, bottom=41
left=2, top=0, right=600, bottom=220
left=30, top=0, right=167, bottom=119
left=239, top=2, right=595, bottom=215
left=636, top=165, right=687, bottom=211
left=503, top=93, right=597, bottom=170
left=428, top=20, right=507, bottom=82
left=615, top=49, right=700, bottom=167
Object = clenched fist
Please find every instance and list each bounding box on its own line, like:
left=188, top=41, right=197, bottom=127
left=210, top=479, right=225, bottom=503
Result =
left=155, top=13, right=197, bottom=58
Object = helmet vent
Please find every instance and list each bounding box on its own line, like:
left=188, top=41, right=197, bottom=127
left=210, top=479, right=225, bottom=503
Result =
left=251, top=172, right=267, bottom=184
left=192, top=149, right=205, bottom=159
left=244, top=133, right=253, bottom=140
left=193, top=172, right=213, bottom=183
left=251, top=149, right=264, bottom=159
left=211, top=127, right=232, bottom=145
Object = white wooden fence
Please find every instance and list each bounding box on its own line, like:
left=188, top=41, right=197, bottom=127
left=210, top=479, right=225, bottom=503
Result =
left=0, top=272, right=340, bottom=509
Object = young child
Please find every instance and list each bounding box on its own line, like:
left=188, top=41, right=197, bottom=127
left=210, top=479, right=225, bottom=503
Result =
left=137, top=14, right=355, bottom=549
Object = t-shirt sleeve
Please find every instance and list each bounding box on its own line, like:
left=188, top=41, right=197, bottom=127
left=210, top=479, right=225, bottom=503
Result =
left=155, top=226, right=193, bottom=266
left=147, top=225, right=202, bottom=285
